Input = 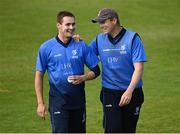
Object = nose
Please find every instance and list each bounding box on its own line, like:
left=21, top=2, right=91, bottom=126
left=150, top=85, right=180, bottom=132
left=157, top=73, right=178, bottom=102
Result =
left=100, top=24, right=104, bottom=29
left=69, top=24, right=74, bottom=30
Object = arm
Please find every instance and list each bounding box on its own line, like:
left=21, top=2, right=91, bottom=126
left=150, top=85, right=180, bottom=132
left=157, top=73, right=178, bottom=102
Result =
left=119, top=62, right=144, bottom=107
left=35, top=71, right=47, bottom=118
left=119, top=34, right=147, bottom=107
left=89, top=37, right=99, bottom=56
left=72, top=34, right=81, bottom=42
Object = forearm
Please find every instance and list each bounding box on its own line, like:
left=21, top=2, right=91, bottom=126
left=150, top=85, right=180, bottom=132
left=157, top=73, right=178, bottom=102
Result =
left=84, top=65, right=100, bottom=81
left=84, top=71, right=96, bottom=81
left=127, top=62, right=144, bottom=93
left=35, top=71, right=44, bottom=104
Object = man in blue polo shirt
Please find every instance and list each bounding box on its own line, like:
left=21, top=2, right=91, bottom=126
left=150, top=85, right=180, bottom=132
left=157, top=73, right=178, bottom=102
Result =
left=90, top=8, right=147, bottom=133
left=35, top=11, right=100, bottom=133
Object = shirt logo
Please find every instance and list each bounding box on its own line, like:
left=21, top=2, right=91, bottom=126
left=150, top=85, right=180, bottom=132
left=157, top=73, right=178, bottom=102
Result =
left=120, top=44, right=127, bottom=54
left=120, top=44, right=126, bottom=50
left=103, top=48, right=121, bottom=52
left=107, top=57, right=119, bottom=63
left=72, top=49, right=77, bottom=55
left=72, top=49, right=78, bottom=59
left=54, top=53, right=62, bottom=57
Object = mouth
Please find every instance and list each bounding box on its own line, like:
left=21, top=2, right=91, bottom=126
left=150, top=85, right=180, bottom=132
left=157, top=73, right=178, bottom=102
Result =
left=67, top=30, right=75, bottom=34
left=101, top=26, right=107, bottom=30
left=101, top=28, right=108, bottom=33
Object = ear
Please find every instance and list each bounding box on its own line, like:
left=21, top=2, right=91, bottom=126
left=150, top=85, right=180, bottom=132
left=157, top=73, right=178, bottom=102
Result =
left=57, top=22, right=61, bottom=29
left=112, top=18, right=117, bottom=24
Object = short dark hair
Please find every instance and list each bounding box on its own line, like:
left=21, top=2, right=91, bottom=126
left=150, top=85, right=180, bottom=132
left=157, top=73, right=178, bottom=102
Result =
left=57, top=11, right=75, bottom=23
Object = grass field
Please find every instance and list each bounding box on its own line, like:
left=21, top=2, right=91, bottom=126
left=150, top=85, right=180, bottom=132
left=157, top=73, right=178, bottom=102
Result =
left=1, top=0, right=180, bottom=133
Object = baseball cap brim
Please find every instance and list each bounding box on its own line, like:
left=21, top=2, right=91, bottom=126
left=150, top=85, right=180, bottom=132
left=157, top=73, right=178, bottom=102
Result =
left=91, top=17, right=106, bottom=23
left=91, top=19, right=97, bottom=23
left=92, top=19, right=98, bottom=23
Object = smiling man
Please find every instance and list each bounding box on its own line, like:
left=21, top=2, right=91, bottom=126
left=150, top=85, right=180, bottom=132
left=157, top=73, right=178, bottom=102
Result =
left=90, top=8, right=147, bottom=133
left=35, top=11, right=100, bottom=133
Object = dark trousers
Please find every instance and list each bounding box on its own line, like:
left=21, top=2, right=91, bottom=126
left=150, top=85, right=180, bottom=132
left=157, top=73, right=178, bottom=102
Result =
left=49, top=96, right=86, bottom=133
left=101, top=87, right=144, bottom=133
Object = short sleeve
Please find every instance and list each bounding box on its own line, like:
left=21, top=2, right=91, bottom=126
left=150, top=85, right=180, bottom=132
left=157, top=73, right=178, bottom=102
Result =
left=132, top=34, right=147, bottom=63
left=83, top=42, right=99, bottom=69
left=89, top=36, right=99, bottom=55
left=36, top=46, right=47, bottom=73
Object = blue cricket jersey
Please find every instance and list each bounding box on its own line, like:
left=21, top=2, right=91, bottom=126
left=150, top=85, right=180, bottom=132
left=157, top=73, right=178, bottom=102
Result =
left=90, top=28, right=147, bottom=90
left=36, top=36, right=99, bottom=109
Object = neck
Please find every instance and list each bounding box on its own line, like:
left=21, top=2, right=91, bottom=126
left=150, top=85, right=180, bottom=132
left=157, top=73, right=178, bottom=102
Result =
left=58, top=34, right=70, bottom=44
left=109, top=25, right=122, bottom=38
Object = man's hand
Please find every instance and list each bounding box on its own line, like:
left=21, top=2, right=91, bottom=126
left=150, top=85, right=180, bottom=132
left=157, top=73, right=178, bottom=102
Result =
left=68, top=75, right=86, bottom=85
left=119, top=62, right=144, bottom=107
left=37, top=103, right=47, bottom=120
left=72, top=34, right=81, bottom=42
left=119, top=90, right=133, bottom=107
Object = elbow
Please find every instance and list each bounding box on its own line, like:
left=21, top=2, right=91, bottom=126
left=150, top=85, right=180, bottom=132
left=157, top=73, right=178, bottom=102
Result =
left=91, top=65, right=101, bottom=78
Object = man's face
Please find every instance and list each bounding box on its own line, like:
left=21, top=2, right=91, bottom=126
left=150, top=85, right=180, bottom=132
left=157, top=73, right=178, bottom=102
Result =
left=98, top=18, right=116, bottom=34
left=57, top=16, right=76, bottom=38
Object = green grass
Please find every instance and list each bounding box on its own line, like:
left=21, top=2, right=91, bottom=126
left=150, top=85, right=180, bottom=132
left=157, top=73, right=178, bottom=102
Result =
left=1, top=0, right=180, bottom=132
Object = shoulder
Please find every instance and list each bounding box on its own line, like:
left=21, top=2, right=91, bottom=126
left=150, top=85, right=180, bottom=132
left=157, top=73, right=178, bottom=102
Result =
left=124, top=29, right=142, bottom=43
left=39, top=37, right=56, bottom=51
left=125, top=29, right=137, bottom=36
left=72, top=38, right=88, bottom=47
left=97, top=33, right=106, bottom=38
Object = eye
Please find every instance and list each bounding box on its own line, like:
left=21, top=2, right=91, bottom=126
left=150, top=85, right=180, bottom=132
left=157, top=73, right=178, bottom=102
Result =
left=65, top=23, right=75, bottom=27
left=66, top=23, right=70, bottom=26
left=99, top=21, right=105, bottom=24
left=99, top=20, right=106, bottom=24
